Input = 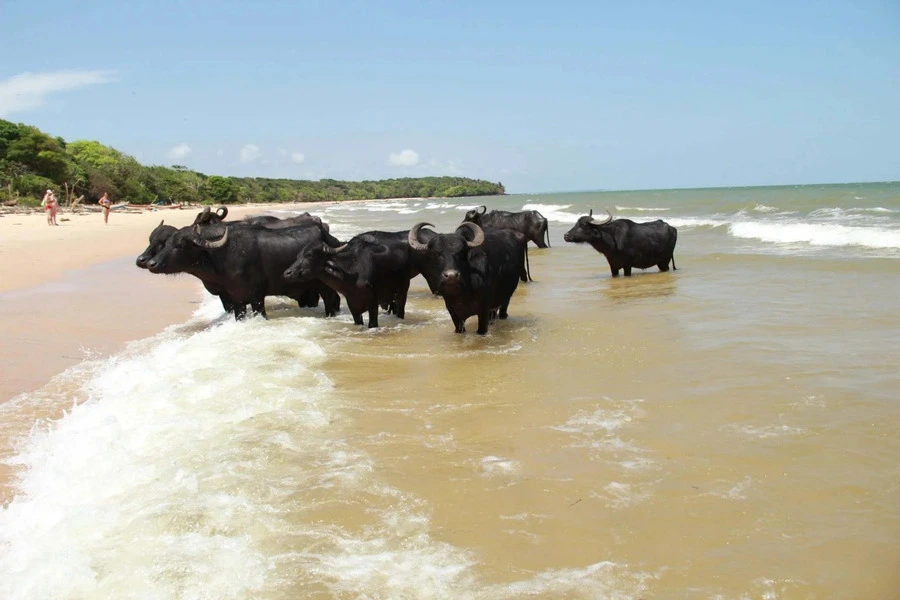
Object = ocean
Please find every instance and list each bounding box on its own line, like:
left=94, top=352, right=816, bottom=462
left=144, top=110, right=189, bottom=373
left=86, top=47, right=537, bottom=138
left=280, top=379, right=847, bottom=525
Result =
left=1, top=182, right=899, bottom=599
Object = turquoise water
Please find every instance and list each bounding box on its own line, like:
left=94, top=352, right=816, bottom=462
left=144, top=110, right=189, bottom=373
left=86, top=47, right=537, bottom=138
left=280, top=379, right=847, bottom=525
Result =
left=2, top=182, right=899, bottom=599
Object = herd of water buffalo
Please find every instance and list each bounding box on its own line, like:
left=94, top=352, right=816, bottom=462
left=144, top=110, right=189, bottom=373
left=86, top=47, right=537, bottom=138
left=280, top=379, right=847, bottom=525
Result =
left=136, top=205, right=678, bottom=334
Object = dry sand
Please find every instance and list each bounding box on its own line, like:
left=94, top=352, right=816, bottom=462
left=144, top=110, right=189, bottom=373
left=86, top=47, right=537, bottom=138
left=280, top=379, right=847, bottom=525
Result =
left=0, top=202, right=331, bottom=402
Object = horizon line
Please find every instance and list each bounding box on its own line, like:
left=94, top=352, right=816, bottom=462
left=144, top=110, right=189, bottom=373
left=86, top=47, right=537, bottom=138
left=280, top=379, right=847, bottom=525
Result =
left=510, top=179, right=900, bottom=196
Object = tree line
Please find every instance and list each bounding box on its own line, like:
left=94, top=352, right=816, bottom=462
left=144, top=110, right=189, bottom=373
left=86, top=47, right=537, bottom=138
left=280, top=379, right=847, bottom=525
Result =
left=0, top=119, right=505, bottom=207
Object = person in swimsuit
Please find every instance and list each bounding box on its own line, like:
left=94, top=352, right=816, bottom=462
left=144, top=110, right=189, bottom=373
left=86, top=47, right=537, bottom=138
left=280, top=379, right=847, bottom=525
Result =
left=98, top=192, right=112, bottom=224
left=42, top=189, right=58, bottom=226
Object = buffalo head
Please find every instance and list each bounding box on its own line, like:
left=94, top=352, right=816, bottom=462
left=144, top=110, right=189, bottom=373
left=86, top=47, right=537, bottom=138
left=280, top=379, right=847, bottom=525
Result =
left=136, top=220, right=177, bottom=268
left=563, top=209, right=613, bottom=243
left=146, top=225, right=229, bottom=273
left=462, top=205, right=488, bottom=224
left=408, top=222, right=485, bottom=292
left=283, top=242, right=348, bottom=281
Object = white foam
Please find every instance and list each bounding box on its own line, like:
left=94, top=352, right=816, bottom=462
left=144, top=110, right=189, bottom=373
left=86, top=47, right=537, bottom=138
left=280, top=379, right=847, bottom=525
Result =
left=0, top=316, right=343, bottom=599
left=480, top=455, right=520, bottom=477
left=702, top=476, right=754, bottom=500
left=720, top=423, right=805, bottom=439
left=729, top=221, right=900, bottom=249
left=614, top=205, right=669, bottom=212
left=598, top=481, right=654, bottom=509
left=664, top=216, right=729, bottom=229
left=521, top=203, right=580, bottom=223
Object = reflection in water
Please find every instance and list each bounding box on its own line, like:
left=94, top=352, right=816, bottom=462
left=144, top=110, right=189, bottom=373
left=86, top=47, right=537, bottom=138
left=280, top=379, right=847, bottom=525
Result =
left=602, top=272, right=677, bottom=303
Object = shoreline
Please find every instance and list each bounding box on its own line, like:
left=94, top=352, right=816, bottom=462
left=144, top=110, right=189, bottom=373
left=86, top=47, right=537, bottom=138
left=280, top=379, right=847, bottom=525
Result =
left=0, top=201, right=346, bottom=294
left=0, top=199, right=381, bottom=402
left=0, top=199, right=381, bottom=502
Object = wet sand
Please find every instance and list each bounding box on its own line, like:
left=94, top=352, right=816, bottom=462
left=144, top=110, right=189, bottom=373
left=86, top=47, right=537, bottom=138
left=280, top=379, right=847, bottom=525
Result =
left=0, top=202, right=335, bottom=402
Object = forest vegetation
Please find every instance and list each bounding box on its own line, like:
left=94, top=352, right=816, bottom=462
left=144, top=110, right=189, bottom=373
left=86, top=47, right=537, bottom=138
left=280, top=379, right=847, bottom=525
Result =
left=0, top=119, right=505, bottom=207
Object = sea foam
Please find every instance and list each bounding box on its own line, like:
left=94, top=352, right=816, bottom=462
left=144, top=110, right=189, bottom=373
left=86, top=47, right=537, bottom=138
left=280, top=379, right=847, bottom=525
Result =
left=729, top=221, right=900, bottom=250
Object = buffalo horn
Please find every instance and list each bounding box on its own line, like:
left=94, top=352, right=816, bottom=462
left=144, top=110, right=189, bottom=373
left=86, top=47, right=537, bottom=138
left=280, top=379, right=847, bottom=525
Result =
left=589, top=209, right=613, bottom=225
left=216, top=206, right=228, bottom=219
left=457, top=221, right=485, bottom=248
left=192, top=224, right=229, bottom=249
left=478, top=205, right=487, bottom=214
left=324, top=243, right=348, bottom=254
left=408, top=222, right=434, bottom=250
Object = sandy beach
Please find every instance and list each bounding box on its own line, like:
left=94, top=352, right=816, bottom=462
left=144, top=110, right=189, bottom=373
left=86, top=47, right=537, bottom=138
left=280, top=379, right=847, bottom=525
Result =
left=0, top=202, right=327, bottom=403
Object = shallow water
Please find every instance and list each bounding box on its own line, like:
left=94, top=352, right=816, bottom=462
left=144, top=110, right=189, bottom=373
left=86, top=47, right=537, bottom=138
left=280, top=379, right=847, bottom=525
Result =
left=2, top=183, right=899, bottom=599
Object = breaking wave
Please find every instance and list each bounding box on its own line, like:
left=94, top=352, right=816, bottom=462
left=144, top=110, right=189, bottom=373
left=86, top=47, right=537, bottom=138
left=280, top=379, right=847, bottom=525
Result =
left=521, top=203, right=581, bottom=223
left=729, top=221, right=900, bottom=250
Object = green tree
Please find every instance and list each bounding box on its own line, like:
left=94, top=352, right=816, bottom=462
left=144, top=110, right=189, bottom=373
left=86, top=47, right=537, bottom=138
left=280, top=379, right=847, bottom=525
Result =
left=204, top=175, right=238, bottom=204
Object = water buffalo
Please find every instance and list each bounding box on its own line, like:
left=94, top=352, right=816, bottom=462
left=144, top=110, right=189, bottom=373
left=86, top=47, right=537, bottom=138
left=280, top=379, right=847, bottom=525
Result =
left=145, top=222, right=341, bottom=320
left=563, top=209, right=677, bottom=277
left=462, top=205, right=550, bottom=249
left=136, top=220, right=177, bottom=269
left=408, top=222, right=528, bottom=335
left=192, top=205, right=327, bottom=230
left=136, top=219, right=320, bottom=314
left=283, top=230, right=419, bottom=328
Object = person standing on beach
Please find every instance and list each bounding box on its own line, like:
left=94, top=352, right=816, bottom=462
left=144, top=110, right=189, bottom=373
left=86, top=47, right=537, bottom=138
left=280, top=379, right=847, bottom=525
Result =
left=42, top=189, right=59, bottom=226
left=98, top=192, right=112, bottom=224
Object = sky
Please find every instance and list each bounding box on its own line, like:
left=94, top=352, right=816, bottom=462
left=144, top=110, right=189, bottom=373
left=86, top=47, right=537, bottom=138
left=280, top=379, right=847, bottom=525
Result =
left=1, top=0, right=898, bottom=193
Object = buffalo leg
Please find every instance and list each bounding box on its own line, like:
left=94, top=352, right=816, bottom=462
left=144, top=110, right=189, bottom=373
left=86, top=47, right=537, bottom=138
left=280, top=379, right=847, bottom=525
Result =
left=298, top=288, right=320, bottom=308
left=394, top=281, right=410, bottom=319
left=499, top=299, right=510, bottom=320
left=623, top=266, right=632, bottom=276
left=318, top=284, right=341, bottom=317
left=658, top=262, right=670, bottom=272
left=476, top=309, right=490, bottom=335
left=455, top=318, right=466, bottom=333
left=219, top=296, right=234, bottom=313
left=233, top=303, right=248, bottom=320
left=367, top=300, right=379, bottom=328
left=450, top=312, right=465, bottom=333
left=350, top=308, right=365, bottom=326
left=250, top=299, right=267, bottom=319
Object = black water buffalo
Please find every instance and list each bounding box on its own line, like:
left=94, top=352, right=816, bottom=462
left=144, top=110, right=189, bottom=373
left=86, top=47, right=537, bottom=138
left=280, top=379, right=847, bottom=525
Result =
left=136, top=220, right=177, bottom=269
left=136, top=220, right=244, bottom=313
left=408, top=222, right=527, bottom=335
left=192, top=205, right=327, bottom=230
left=462, top=205, right=550, bottom=249
left=563, top=209, right=677, bottom=277
left=145, top=222, right=341, bottom=319
left=283, top=230, right=419, bottom=328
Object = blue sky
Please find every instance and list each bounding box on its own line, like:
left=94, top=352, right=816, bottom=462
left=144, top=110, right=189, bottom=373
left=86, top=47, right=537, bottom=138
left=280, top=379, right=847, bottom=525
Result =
left=1, top=0, right=898, bottom=193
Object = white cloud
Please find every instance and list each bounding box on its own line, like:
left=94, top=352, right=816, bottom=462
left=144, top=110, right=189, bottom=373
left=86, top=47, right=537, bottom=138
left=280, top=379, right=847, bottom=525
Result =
left=0, top=69, right=115, bottom=117
left=240, top=144, right=261, bottom=163
left=291, top=152, right=305, bottom=164
left=167, top=143, right=191, bottom=160
left=388, top=149, right=420, bottom=167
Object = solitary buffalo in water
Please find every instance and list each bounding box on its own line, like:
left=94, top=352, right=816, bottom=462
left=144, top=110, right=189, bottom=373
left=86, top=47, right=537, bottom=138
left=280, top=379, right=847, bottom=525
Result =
left=564, top=209, right=677, bottom=277
left=408, top=222, right=528, bottom=335
left=462, top=205, right=550, bottom=249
